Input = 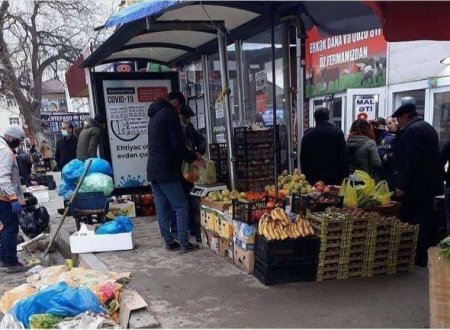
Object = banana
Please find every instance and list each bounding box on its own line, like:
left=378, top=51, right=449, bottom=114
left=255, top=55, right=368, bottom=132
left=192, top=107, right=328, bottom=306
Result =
left=274, top=207, right=290, bottom=226
left=291, top=223, right=301, bottom=238
left=302, top=219, right=311, bottom=236
left=296, top=220, right=305, bottom=237
left=267, top=221, right=276, bottom=240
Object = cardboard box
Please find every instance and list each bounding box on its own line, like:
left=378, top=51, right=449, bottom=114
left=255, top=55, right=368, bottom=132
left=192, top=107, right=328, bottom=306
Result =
left=218, top=237, right=233, bottom=259
left=200, top=228, right=218, bottom=253
left=107, top=201, right=136, bottom=218
left=70, top=228, right=135, bottom=254
left=233, top=220, right=257, bottom=244
left=201, top=199, right=229, bottom=212
left=429, top=247, right=450, bottom=328
left=200, top=207, right=216, bottom=231
left=215, top=215, right=233, bottom=239
left=234, top=245, right=255, bottom=274
left=233, top=236, right=254, bottom=251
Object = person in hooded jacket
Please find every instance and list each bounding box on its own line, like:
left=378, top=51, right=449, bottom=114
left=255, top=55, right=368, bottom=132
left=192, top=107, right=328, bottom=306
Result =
left=300, top=107, right=349, bottom=185
left=147, top=97, right=200, bottom=253
left=347, top=119, right=382, bottom=179
left=76, top=115, right=104, bottom=161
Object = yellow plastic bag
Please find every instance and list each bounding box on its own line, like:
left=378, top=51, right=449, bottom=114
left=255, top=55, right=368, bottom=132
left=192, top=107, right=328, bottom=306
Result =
left=339, top=178, right=358, bottom=209
left=352, top=170, right=376, bottom=199
left=372, top=180, right=391, bottom=205
left=182, top=161, right=199, bottom=183
left=0, top=284, right=36, bottom=313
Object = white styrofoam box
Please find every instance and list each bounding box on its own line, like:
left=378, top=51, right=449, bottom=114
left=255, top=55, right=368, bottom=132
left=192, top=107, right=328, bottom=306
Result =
left=70, top=231, right=135, bottom=254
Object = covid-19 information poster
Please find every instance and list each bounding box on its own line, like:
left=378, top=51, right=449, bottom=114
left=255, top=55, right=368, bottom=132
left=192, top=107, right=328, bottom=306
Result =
left=101, top=78, right=172, bottom=189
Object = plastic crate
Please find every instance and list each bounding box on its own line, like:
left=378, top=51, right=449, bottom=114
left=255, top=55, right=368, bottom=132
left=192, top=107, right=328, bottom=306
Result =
left=236, top=161, right=274, bottom=179
left=236, top=177, right=274, bottom=192
left=254, top=234, right=320, bottom=266
left=232, top=196, right=287, bottom=224
left=209, top=143, right=228, bottom=160
left=291, top=193, right=343, bottom=215
left=254, top=259, right=318, bottom=285
left=234, top=127, right=274, bottom=145
left=70, top=192, right=109, bottom=214
left=235, top=143, right=274, bottom=161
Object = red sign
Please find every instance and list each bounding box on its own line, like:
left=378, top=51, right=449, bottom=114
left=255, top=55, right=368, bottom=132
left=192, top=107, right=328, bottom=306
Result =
left=256, top=93, right=268, bottom=113
left=137, top=87, right=168, bottom=102
left=305, top=26, right=387, bottom=97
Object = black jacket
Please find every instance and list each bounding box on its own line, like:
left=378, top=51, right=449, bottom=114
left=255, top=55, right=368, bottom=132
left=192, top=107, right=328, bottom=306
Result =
left=300, top=121, right=349, bottom=185
left=183, top=122, right=207, bottom=155
left=393, top=117, right=443, bottom=201
left=55, top=136, right=78, bottom=170
left=16, top=151, right=32, bottom=185
left=147, top=100, right=195, bottom=182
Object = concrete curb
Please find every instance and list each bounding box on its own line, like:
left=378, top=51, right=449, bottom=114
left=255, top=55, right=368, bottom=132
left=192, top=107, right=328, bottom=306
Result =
left=55, top=226, right=160, bottom=329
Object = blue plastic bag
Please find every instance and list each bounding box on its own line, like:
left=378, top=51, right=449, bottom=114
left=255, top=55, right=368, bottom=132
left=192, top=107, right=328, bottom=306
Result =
left=62, top=159, right=84, bottom=183
left=96, top=215, right=134, bottom=234
left=85, top=158, right=113, bottom=176
left=58, top=180, right=76, bottom=199
left=79, top=173, right=114, bottom=197
left=10, top=282, right=102, bottom=328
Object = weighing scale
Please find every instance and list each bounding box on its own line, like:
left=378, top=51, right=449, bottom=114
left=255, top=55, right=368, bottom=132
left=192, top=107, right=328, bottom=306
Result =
left=190, top=183, right=228, bottom=197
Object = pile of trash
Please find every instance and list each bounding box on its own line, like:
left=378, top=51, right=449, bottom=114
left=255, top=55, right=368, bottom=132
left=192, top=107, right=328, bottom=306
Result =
left=0, top=262, right=132, bottom=329
left=59, top=158, right=114, bottom=200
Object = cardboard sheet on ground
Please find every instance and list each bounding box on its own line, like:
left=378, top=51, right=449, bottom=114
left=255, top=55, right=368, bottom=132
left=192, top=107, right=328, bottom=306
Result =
left=119, top=289, right=148, bottom=329
left=26, top=266, right=131, bottom=290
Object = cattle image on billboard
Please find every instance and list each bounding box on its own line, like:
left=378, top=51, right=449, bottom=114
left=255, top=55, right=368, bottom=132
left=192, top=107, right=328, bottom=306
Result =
left=305, top=27, right=387, bottom=98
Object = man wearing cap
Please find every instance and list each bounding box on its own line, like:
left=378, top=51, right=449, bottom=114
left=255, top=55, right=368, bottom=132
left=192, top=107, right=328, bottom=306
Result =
left=0, top=124, right=28, bottom=273
left=371, top=117, right=396, bottom=188
left=392, top=97, right=443, bottom=267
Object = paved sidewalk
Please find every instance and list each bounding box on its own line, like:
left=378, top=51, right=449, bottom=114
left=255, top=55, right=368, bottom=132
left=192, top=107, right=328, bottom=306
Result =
left=93, top=217, right=429, bottom=328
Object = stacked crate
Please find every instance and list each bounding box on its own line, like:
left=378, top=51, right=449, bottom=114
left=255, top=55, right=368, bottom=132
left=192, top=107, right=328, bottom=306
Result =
left=233, top=127, right=274, bottom=192
left=209, top=143, right=229, bottom=184
left=388, top=222, right=420, bottom=274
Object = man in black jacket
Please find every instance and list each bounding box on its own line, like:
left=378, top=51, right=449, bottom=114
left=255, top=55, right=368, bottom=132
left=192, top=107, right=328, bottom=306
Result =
left=300, top=107, right=349, bottom=185
left=55, top=121, right=78, bottom=171
left=147, top=98, right=199, bottom=253
left=392, top=97, right=444, bottom=267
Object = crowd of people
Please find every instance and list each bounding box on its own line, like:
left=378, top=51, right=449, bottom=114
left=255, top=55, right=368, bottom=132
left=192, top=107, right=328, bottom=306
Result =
left=301, top=97, right=443, bottom=267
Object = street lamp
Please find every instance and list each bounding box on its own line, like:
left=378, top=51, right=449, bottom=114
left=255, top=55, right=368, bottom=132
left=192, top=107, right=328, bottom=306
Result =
left=440, top=56, right=450, bottom=65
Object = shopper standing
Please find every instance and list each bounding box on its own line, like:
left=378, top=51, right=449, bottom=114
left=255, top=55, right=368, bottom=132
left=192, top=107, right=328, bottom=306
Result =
left=147, top=96, right=199, bottom=253
left=76, top=115, right=104, bottom=161
left=16, top=148, right=32, bottom=187
left=386, top=116, right=399, bottom=134
left=300, top=107, right=349, bottom=185
left=371, top=117, right=396, bottom=188
left=0, top=124, right=28, bottom=273
left=55, top=121, right=78, bottom=171
left=39, top=139, right=53, bottom=171
left=392, top=97, right=443, bottom=267
left=347, top=119, right=382, bottom=179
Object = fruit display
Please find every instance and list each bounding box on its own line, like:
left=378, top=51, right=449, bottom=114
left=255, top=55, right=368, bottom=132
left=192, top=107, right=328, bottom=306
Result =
left=204, top=189, right=247, bottom=205
left=257, top=207, right=315, bottom=241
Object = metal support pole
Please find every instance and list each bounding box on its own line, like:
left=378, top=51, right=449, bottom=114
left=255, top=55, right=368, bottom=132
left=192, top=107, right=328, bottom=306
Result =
left=296, top=24, right=305, bottom=170
left=201, top=55, right=213, bottom=158
left=282, top=21, right=294, bottom=173
left=271, top=14, right=279, bottom=196
left=235, top=39, right=246, bottom=124
left=217, top=25, right=236, bottom=190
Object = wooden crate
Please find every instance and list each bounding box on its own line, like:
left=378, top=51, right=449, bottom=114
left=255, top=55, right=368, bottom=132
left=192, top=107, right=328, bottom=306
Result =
left=429, top=247, right=450, bottom=328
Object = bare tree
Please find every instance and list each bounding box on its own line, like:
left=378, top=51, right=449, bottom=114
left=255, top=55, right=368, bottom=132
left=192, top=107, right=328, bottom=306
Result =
left=0, top=0, right=113, bottom=135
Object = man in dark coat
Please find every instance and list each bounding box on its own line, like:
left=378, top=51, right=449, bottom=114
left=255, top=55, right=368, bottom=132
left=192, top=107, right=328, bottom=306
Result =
left=147, top=97, right=199, bottom=253
left=392, top=97, right=444, bottom=267
left=300, top=107, right=349, bottom=185
left=16, top=149, right=32, bottom=187
left=371, top=117, right=396, bottom=188
left=55, top=121, right=78, bottom=171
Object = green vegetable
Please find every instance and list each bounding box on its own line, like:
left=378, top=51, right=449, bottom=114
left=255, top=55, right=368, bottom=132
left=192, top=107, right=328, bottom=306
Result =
left=439, top=236, right=450, bottom=259
left=29, top=314, right=64, bottom=329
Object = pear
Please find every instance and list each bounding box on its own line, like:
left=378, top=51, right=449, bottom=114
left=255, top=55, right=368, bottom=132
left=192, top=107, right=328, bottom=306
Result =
left=221, top=189, right=230, bottom=197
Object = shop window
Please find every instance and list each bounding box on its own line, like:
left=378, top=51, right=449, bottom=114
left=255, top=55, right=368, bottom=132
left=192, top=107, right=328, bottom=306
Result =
left=312, top=96, right=343, bottom=129
left=433, top=91, right=450, bottom=145
left=9, top=117, right=20, bottom=125
left=394, top=89, right=425, bottom=118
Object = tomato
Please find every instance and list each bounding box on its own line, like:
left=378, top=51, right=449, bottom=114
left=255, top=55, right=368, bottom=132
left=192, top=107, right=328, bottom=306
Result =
left=252, top=209, right=265, bottom=222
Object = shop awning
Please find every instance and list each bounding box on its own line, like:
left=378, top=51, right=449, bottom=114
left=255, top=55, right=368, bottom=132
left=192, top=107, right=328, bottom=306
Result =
left=81, top=1, right=380, bottom=69
left=364, top=1, right=450, bottom=42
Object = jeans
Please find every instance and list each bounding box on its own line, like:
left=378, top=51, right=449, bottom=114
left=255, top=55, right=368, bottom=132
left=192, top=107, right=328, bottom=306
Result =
left=399, top=198, right=434, bottom=267
left=170, top=179, right=198, bottom=237
left=151, top=180, right=189, bottom=247
left=0, top=201, right=19, bottom=266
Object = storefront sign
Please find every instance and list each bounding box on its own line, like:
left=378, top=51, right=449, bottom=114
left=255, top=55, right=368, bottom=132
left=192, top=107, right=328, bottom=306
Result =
left=354, top=95, right=378, bottom=121
left=305, top=26, right=387, bottom=97
left=40, top=112, right=90, bottom=134
left=102, top=79, right=171, bottom=188
left=255, top=70, right=267, bottom=92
